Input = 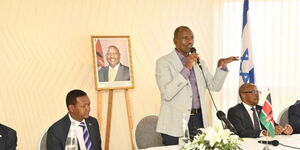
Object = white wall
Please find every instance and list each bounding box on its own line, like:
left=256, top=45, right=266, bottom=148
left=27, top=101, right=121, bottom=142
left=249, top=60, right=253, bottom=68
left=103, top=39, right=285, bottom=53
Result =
left=0, top=0, right=216, bottom=149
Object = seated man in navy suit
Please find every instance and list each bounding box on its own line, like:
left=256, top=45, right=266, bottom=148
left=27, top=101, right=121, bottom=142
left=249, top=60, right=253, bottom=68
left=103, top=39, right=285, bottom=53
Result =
left=47, top=89, right=102, bottom=150
left=0, top=123, right=17, bottom=150
left=228, top=83, right=293, bottom=138
left=288, top=100, right=300, bottom=134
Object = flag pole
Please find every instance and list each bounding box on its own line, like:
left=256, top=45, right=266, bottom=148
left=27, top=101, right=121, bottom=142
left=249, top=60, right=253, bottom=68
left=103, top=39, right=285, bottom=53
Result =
left=239, top=0, right=255, bottom=102
left=266, top=132, right=269, bottom=150
left=263, top=128, right=271, bottom=150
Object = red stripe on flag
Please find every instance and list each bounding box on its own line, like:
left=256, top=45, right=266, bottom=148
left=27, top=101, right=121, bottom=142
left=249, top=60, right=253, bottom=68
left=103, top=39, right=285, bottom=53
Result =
left=262, top=94, right=274, bottom=123
left=95, top=40, right=105, bottom=68
left=260, top=92, right=276, bottom=137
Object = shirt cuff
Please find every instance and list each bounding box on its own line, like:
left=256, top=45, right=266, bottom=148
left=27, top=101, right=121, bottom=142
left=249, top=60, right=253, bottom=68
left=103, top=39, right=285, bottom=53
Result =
left=219, top=65, right=228, bottom=72
left=180, top=67, right=191, bottom=79
left=260, top=130, right=266, bottom=137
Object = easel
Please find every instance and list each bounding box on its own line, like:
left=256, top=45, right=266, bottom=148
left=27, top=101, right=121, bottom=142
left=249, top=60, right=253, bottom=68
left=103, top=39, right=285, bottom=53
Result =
left=97, top=89, right=135, bottom=150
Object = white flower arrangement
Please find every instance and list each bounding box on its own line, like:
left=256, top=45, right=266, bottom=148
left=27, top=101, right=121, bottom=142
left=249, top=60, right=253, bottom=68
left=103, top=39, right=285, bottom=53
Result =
left=183, top=126, right=243, bottom=150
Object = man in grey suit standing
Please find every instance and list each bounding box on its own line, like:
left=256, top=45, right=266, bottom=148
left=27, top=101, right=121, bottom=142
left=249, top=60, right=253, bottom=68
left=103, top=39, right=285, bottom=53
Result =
left=47, top=89, right=102, bottom=150
left=155, top=26, right=238, bottom=145
left=98, top=45, right=130, bottom=82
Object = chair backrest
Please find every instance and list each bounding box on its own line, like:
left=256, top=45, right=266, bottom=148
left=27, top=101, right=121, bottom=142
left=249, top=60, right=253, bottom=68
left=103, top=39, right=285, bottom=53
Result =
left=39, top=131, right=47, bottom=150
left=135, top=115, right=163, bottom=149
left=278, top=107, right=289, bottom=126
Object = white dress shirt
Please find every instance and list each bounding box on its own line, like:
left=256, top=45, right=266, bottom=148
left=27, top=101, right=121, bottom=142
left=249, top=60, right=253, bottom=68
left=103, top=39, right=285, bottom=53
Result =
left=242, top=102, right=262, bottom=130
left=68, top=114, right=89, bottom=150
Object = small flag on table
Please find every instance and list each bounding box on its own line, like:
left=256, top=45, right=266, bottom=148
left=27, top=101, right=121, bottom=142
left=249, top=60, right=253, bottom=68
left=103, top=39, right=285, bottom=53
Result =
left=259, top=93, right=276, bottom=137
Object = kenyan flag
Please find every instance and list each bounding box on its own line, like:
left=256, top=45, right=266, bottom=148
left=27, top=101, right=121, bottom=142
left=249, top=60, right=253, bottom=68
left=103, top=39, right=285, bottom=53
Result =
left=259, top=93, right=275, bottom=137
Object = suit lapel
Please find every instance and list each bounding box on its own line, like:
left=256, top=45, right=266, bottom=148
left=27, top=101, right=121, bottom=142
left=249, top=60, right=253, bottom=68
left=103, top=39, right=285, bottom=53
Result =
left=168, top=50, right=184, bottom=73
left=115, top=64, right=124, bottom=80
left=85, top=118, right=96, bottom=149
left=61, top=115, right=71, bottom=147
left=0, top=129, right=4, bottom=150
left=103, top=66, right=109, bottom=81
left=256, top=106, right=261, bottom=115
left=240, top=103, right=255, bottom=129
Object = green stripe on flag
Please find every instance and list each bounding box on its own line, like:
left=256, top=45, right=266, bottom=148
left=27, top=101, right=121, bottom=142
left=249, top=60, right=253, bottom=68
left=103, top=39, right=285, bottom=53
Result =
left=260, top=108, right=275, bottom=137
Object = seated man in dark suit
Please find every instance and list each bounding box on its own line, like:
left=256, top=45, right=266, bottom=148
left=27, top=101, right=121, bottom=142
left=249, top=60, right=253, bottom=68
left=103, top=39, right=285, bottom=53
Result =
left=0, top=123, right=17, bottom=150
left=288, top=100, right=300, bottom=134
left=47, top=89, right=102, bottom=150
left=228, top=83, right=293, bottom=138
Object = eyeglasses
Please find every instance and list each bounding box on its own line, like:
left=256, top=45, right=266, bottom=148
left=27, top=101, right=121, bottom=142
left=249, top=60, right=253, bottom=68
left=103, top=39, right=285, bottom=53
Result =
left=241, top=90, right=261, bottom=95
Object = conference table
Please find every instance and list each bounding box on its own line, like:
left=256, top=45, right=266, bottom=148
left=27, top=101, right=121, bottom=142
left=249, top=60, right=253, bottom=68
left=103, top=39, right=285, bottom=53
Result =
left=142, top=134, right=300, bottom=150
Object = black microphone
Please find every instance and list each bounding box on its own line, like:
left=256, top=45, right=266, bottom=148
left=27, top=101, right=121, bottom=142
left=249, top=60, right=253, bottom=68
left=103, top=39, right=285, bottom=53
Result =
left=216, top=111, right=237, bottom=133
left=189, top=47, right=200, bottom=64
left=258, top=140, right=279, bottom=146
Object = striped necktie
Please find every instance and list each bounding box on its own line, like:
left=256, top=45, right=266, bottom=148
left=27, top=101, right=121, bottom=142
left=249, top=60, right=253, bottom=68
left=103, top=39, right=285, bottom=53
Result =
left=79, top=122, right=93, bottom=150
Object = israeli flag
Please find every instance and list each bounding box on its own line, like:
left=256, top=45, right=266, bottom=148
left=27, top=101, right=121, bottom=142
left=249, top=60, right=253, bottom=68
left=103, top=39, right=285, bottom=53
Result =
left=240, top=0, right=255, bottom=85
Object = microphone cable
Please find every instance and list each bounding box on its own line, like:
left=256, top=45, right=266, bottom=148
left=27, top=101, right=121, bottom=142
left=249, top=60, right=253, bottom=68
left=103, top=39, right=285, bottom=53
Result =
left=279, top=143, right=300, bottom=149
left=258, top=139, right=300, bottom=149
left=197, top=64, right=219, bottom=112
left=190, top=47, right=218, bottom=112
left=197, top=63, right=225, bottom=129
left=190, top=47, right=236, bottom=132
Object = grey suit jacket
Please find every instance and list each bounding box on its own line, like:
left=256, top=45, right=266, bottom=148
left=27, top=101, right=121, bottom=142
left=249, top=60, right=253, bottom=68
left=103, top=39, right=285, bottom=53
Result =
left=98, top=63, right=130, bottom=82
left=155, top=49, right=228, bottom=136
left=47, top=114, right=102, bottom=150
left=0, top=124, right=17, bottom=150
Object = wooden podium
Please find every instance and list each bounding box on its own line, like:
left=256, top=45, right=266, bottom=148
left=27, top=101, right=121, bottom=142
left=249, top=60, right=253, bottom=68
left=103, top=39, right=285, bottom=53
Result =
left=97, top=89, right=135, bottom=150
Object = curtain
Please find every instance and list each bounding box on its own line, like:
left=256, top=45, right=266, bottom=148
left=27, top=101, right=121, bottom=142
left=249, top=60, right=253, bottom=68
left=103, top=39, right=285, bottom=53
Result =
left=212, top=0, right=300, bottom=123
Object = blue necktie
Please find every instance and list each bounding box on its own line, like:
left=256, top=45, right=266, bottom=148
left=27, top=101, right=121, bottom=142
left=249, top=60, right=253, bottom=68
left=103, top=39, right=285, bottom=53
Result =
left=79, top=122, right=93, bottom=150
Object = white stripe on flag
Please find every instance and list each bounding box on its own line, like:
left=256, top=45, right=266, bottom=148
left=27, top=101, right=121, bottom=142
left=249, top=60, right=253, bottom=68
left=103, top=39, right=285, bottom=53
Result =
left=239, top=0, right=255, bottom=86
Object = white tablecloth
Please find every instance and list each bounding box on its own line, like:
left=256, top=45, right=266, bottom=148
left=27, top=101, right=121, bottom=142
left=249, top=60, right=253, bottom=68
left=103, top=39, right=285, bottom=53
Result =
left=142, top=134, right=300, bottom=150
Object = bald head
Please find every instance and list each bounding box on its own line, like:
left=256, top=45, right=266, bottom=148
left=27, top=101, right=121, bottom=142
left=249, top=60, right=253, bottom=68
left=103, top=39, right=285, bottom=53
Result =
left=239, top=83, right=260, bottom=106
left=174, top=26, right=191, bottom=39
left=239, top=83, right=254, bottom=97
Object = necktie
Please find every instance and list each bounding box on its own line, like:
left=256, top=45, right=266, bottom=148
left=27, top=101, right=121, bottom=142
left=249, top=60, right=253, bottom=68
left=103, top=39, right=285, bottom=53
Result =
left=109, top=68, right=116, bottom=82
left=251, top=107, right=260, bottom=129
left=189, top=68, right=200, bottom=109
left=79, top=122, right=93, bottom=150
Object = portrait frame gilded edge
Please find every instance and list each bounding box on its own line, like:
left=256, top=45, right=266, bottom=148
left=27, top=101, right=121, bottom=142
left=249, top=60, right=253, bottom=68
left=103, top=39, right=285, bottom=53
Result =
left=91, top=36, right=134, bottom=90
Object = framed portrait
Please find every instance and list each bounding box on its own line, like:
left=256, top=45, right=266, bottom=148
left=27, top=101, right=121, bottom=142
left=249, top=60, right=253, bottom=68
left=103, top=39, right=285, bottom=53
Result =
left=91, top=36, right=134, bottom=90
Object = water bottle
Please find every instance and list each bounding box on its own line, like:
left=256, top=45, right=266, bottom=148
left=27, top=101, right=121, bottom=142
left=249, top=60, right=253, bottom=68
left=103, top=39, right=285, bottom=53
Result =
left=65, top=122, right=78, bottom=150
left=179, top=114, right=190, bottom=146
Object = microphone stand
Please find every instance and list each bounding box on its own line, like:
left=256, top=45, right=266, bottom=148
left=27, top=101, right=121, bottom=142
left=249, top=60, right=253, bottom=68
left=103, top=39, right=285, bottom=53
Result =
left=263, top=132, right=271, bottom=150
left=197, top=63, right=225, bottom=129
left=190, top=47, right=236, bottom=133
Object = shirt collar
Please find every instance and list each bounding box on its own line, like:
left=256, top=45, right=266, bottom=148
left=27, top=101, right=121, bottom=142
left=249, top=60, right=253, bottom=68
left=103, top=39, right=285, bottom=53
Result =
left=68, top=113, right=86, bottom=126
left=242, top=102, right=256, bottom=110
left=109, top=63, right=120, bottom=70
left=175, top=49, right=186, bottom=62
